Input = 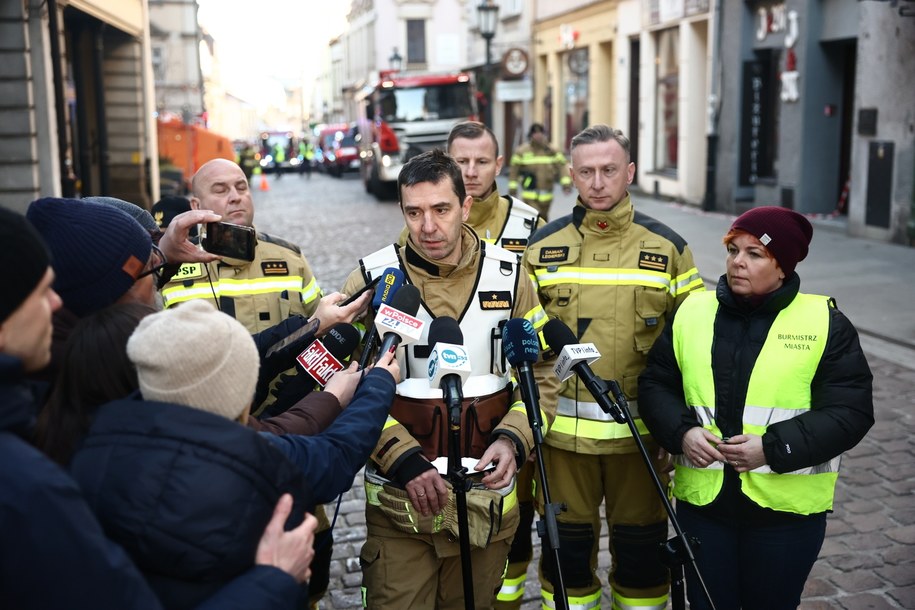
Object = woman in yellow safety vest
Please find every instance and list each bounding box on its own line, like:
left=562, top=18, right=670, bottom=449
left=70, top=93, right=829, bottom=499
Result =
left=638, top=206, right=873, bottom=610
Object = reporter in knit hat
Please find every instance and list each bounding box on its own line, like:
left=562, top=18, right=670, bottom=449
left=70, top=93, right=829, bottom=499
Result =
left=26, top=198, right=154, bottom=317
left=730, top=206, right=813, bottom=278
left=82, top=196, right=160, bottom=234
left=0, top=207, right=52, bottom=324
left=126, top=300, right=259, bottom=421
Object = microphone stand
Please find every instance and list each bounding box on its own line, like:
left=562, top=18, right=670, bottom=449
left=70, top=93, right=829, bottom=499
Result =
left=582, top=374, right=716, bottom=610
left=516, top=363, right=569, bottom=610
left=446, top=384, right=475, bottom=610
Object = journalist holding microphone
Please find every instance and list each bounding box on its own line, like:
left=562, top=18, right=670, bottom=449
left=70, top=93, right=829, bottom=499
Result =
left=638, top=206, right=874, bottom=609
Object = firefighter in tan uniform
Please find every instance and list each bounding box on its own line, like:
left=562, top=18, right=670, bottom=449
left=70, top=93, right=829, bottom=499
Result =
left=524, top=126, right=704, bottom=610
left=508, top=123, right=572, bottom=221
left=158, top=158, right=336, bottom=609
left=343, top=150, right=554, bottom=610
left=397, top=121, right=543, bottom=255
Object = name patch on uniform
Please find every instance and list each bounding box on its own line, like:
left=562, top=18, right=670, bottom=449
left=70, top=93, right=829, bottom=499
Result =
left=539, top=246, right=569, bottom=263
left=638, top=252, right=669, bottom=272
left=174, top=262, right=205, bottom=280
left=479, top=291, right=513, bottom=310
left=261, top=261, right=289, bottom=276
left=501, top=238, right=528, bottom=253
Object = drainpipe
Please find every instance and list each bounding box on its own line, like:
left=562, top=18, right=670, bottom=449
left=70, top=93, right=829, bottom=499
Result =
left=702, top=0, right=723, bottom=211
left=47, top=0, right=76, bottom=196
left=94, top=23, right=110, bottom=194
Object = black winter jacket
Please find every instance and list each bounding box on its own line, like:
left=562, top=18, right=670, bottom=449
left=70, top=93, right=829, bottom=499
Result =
left=639, top=275, right=873, bottom=520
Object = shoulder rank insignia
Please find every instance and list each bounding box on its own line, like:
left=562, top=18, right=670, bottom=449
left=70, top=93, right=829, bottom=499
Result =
left=261, top=261, right=290, bottom=276
left=478, top=291, right=513, bottom=310
left=539, top=246, right=569, bottom=263
left=638, top=252, right=669, bottom=272
left=500, top=238, right=528, bottom=253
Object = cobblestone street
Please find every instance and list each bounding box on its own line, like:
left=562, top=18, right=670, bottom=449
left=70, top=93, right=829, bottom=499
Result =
left=252, top=170, right=915, bottom=609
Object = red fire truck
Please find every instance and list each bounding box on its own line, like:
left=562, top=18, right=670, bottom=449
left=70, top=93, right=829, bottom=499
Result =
left=355, top=70, right=477, bottom=199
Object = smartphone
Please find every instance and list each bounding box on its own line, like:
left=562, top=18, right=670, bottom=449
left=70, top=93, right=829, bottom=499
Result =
left=338, top=275, right=382, bottom=307
left=202, top=221, right=256, bottom=261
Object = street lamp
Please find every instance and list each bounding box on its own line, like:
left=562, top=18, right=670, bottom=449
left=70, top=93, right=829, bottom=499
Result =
left=476, top=0, right=499, bottom=127
left=389, top=47, right=403, bottom=72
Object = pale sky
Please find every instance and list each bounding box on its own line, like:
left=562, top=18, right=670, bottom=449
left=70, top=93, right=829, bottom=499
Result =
left=196, top=0, right=348, bottom=109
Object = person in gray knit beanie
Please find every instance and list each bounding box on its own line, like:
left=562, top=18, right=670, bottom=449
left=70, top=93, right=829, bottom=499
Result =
left=127, top=300, right=259, bottom=420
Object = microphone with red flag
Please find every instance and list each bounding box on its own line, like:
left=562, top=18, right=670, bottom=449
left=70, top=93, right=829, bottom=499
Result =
left=374, top=284, right=424, bottom=363
left=295, top=322, right=361, bottom=387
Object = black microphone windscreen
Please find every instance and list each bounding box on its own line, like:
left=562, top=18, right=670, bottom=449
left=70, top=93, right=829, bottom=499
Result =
left=372, top=267, right=405, bottom=309
left=428, top=316, right=463, bottom=347
left=503, top=318, right=539, bottom=366
left=322, top=323, right=361, bottom=360
left=542, top=318, right=578, bottom=352
left=388, top=284, right=421, bottom=317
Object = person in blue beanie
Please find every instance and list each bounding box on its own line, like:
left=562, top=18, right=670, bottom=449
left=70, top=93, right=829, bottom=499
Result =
left=0, top=206, right=317, bottom=610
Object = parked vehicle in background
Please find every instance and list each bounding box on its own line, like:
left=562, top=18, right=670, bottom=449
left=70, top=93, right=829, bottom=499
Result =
left=315, top=123, right=350, bottom=175
left=258, top=131, right=301, bottom=174
left=327, top=123, right=360, bottom=177
left=355, top=71, right=476, bottom=198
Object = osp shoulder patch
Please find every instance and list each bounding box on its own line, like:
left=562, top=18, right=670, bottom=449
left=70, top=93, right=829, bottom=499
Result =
left=639, top=251, right=669, bottom=272
left=501, top=238, right=528, bottom=253
left=478, top=291, right=513, bottom=310
left=261, top=261, right=289, bottom=276
left=539, top=246, right=569, bottom=263
left=173, top=262, right=205, bottom=281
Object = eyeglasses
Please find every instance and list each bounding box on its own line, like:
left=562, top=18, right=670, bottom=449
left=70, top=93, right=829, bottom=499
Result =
left=136, top=244, right=168, bottom=281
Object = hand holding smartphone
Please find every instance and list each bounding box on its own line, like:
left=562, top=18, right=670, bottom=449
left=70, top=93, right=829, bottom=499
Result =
left=338, top=275, right=381, bottom=307
left=202, top=221, right=256, bottom=261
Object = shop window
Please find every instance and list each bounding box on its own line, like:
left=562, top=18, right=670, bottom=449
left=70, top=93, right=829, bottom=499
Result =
left=407, top=19, right=426, bottom=65
left=654, top=27, right=678, bottom=172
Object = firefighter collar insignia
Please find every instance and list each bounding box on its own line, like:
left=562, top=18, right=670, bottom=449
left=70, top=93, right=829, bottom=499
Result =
left=596, top=220, right=609, bottom=231
left=539, top=246, right=569, bottom=263
left=479, top=291, right=513, bottom=310
left=261, top=261, right=290, bottom=275
left=638, top=252, right=669, bottom=272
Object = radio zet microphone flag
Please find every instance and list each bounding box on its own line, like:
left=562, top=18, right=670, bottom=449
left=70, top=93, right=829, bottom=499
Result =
left=296, top=322, right=360, bottom=387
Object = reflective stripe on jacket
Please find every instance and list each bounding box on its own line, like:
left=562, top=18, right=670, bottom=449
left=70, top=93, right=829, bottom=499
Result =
left=671, top=290, right=839, bottom=515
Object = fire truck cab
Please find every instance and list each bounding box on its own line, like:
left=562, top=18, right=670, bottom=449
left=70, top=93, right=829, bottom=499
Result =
left=355, top=70, right=476, bottom=199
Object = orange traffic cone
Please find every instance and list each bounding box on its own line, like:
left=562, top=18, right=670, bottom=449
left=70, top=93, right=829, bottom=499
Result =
left=259, top=172, right=270, bottom=192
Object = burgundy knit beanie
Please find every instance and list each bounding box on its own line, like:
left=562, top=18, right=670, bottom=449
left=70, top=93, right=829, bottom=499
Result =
left=730, top=206, right=813, bottom=277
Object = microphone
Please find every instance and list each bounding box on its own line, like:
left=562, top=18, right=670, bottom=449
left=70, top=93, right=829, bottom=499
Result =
left=295, top=322, right=361, bottom=387
left=427, top=316, right=471, bottom=412
left=359, top=267, right=405, bottom=370
left=502, top=318, right=542, bottom=431
left=374, top=284, right=424, bottom=362
left=542, top=318, right=626, bottom=424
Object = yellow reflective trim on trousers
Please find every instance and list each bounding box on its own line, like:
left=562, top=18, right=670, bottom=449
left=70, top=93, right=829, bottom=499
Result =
left=161, top=275, right=308, bottom=306
left=542, top=587, right=601, bottom=609
left=611, top=589, right=668, bottom=610
left=550, top=412, right=648, bottom=440
left=521, top=189, right=539, bottom=199
left=496, top=574, right=526, bottom=601
left=536, top=193, right=554, bottom=203
left=534, top=267, right=673, bottom=293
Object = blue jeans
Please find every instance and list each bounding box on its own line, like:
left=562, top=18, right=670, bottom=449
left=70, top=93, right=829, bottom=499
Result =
left=677, top=503, right=827, bottom=610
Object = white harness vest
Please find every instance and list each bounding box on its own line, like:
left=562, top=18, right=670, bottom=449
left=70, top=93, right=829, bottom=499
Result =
left=360, top=242, right=520, bottom=400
